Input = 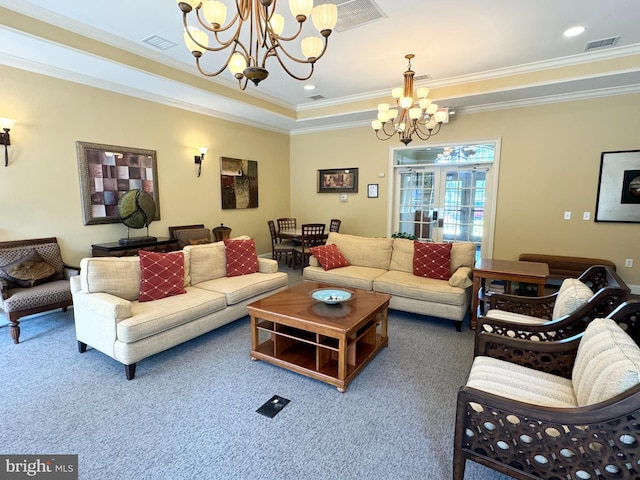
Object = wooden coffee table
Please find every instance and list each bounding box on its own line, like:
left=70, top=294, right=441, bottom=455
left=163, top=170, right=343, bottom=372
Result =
left=247, top=282, right=391, bottom=392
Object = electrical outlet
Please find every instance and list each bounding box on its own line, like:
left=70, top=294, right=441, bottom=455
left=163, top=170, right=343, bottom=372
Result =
left=564, top=211, right=571, bottom=220
left=583, top=212, right=591, bottom=220
left=625, top=259, right=633, bottom=268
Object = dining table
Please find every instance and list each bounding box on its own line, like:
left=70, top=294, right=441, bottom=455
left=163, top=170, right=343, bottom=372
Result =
left=278, top=228, right=328, bottom=244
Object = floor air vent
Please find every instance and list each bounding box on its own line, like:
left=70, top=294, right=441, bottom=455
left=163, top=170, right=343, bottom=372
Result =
left=331, top=0, right=387, bottom=32
left=585, top=36, right=619, bottom=52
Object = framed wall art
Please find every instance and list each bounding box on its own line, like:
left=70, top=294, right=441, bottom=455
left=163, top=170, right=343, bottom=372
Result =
left=367, top=184, right=379, bottom=198
left=220, top=157, right=258, bottom=209
left=595, top=149, right=640, bottom=223
left=76, top=141, right=160, bottom=225
left=317, top=168, right=358, bottom=193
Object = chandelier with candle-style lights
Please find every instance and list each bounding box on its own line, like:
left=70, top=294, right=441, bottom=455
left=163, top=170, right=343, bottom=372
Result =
left=177, top=0, right=337, bottom=90
left=371, top=54, right=450, bottom=145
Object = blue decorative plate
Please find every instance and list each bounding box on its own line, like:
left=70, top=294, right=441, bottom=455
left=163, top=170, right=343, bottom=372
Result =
left=311, top=288, right=352, bottom=304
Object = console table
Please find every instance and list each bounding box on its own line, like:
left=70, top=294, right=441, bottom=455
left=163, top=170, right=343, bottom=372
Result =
left=471, top=259, right=549, bottom=330
left=91, top=237, right=179, bottom=257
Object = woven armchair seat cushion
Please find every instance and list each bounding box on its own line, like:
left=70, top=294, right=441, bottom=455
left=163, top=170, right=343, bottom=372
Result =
left=2, top=280, right=73, bottom=313
left=0, top=242, right=65, bottom=286
left=466, top=355, right=577, bottom=407
left=483, top=309, right=548, bottom=326
left=572, top=318, right=640, bottom=406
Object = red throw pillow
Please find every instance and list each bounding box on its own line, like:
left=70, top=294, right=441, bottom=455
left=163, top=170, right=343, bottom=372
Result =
left=138, top=250, right=187, bottom=302
left=413, top=242, right=452, bottom=280
left=309, top=243, right=350, bottom=271
left=224, top=239, right=259, bottom=277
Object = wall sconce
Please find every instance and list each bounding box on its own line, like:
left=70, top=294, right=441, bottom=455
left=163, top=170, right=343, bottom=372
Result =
left=194, top=146, right=207, bottom=177
left=0, top=118, right=15, bottom=167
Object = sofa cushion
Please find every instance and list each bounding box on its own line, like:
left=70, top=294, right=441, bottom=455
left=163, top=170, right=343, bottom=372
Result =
left=189, top=237, right=211, bottom=245
left=194, top=272, right=288, bottom=305
left=303, top=265, right=387, bottom=291
left=224, top=238, right=259, bottom=277
left=467, top=356, right=576, bottom=408
left=80, top=257, right=142, bottom=301
left=309, top=243, right=350, bottom=271
left=0, top=249, right=56, bottom=287
left=413, top=242, right=452, bottom=280
left=449, top=266, right=473, bottom=289
left=450, top=242, right=476, bottom=273
left=552, top=278, right=593, bottom=319
left=374, top=270, right=468, bottom=306
left=117, top=286, right=228, bottom=343
left=185, top=241, right=227, bottom=284
left=390, top=238, right=414, bottom=273
left=326, top=233, right=393, bottom=270
left=138, top=250, right=187, bottom=302
left=572, top=318, right=640, bottom=406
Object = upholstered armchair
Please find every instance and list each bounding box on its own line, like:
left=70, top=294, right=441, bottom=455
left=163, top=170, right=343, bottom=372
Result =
left=475, top=265, right=629, bottom=351
left=0, top=237, right=79, bottom=343
left=454, top=304, right=640, bottom=480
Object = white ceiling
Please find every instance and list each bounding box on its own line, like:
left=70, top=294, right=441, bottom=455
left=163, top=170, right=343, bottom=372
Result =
left=1, top=0, right=640, bottom=134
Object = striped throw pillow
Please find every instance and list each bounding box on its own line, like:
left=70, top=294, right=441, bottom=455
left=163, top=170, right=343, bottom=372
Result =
left=572, top=318, right=640, bottom=406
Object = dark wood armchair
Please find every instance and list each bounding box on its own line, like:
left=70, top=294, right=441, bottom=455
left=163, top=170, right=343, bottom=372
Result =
left=475, top=265, right=629, bottom=352
left=455, top=301, right=640, bottom=480
left=0, top=237, right=79, bottom=343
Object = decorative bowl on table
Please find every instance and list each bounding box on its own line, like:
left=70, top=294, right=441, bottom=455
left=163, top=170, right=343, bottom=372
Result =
left=310, top=288, right=353, bottom=304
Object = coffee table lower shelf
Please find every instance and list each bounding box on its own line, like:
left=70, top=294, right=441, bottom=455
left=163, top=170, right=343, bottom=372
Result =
left=250, top=317, right=388, bottom=392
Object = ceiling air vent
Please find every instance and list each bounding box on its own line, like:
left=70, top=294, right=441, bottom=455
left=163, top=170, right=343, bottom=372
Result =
left=309, top=94, right=327, bottom=101
left=585, top=36, right=619, bottom=52
left=329, top=0, right=387, bottom=32
left=414, top=74, right=432, bottom=81
left=141, top=35, right=177, bottom=51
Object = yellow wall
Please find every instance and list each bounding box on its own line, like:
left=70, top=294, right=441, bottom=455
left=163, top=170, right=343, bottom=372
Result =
left=291, top=94, right=640, bottom=288
left=0, top=65, right=290, bottom=263
left=2, top=63, right=639, bottom=289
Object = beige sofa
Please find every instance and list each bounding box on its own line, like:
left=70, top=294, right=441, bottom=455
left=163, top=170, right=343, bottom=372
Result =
left=71, top=238, right=288, bottom=379
left=303, top=233, right=476, bottom=330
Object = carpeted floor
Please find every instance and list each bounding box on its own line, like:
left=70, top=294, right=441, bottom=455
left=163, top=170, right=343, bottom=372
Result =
left=0, top=269, right=513, bottom=479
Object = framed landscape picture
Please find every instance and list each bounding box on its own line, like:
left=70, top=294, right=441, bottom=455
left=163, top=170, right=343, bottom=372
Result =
left=595, top=149, right=640, bottom=222
left=76, top=141, right=160, bottom=225
left=318, top=168, right=358, bottom=193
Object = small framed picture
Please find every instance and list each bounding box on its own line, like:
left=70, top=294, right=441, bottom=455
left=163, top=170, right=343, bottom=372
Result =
left=318, top=168, right=358, bottom=193
left=367, top=184, right=379, bottom=198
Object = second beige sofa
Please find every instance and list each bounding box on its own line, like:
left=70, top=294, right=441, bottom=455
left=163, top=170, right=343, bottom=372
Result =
left=303, top=233, right=476, bottom=330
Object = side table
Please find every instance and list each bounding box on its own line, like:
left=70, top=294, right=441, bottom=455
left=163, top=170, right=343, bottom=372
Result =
left=471, top=259, right=549, bottom=330
left=91, top=237, right=180, bottom=257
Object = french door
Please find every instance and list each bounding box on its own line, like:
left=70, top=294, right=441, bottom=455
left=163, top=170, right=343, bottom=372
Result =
left=394, top=165, right=492, bottom=257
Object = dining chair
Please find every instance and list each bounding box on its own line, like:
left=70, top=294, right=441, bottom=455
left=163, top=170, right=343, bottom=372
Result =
left=276, top=218, right=296, bottom=233
left=267, top=220, right=295, bottom=265
left=293, top=223, right=327, bottom=271
left=329, top=218, right=341, bottom=233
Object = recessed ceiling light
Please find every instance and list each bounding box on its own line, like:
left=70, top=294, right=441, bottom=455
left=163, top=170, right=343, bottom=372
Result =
left=564, top=26, right=586, bottom=37
left=304, top=84, right=316, bottom=91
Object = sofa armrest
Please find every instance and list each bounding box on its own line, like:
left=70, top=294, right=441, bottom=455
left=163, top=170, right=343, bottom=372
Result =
left=449, top=266, right=473, bottom=288
left=258, top=258, right=278, bottom=274
left=75, top=291, right=132, bottom=321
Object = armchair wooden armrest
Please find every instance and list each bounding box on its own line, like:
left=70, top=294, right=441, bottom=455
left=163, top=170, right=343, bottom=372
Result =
left=479, top=286, right=630, bottom=345
left=454, top=383, right=640, bottom=480
left=488, top=291, right=556, bottom=318
left=475, top=331, right=581, bottom=378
